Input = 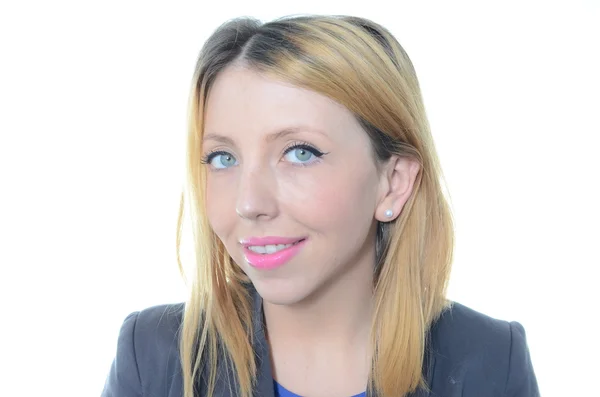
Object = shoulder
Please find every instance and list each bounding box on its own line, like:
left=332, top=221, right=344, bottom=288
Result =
left=430, top=301, right=513, bottom=358
left=134, top=302, right=186, bottom=351
left=427, top=302, right=539, bottom=397
left=102, top=303, right=185, bottom=397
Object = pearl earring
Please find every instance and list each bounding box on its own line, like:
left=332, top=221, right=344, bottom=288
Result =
left=384, top=209, right=393, bottom=218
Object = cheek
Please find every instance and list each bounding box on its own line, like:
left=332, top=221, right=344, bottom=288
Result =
left=205, top=174, right=237, bottom=237
left=280, top=165, right=377, bottom=232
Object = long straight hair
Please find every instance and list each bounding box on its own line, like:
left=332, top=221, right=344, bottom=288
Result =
left=176, top=15, right=454, bottom=397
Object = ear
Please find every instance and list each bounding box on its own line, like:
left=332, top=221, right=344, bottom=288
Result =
left=375, top=156, right=421, bottom=222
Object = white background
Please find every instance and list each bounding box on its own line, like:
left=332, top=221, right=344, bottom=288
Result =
left=1, top=1, right=598, bottom=396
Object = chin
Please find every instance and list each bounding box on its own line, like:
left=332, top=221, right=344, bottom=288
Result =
left=250, top=277, right=313, bottom=307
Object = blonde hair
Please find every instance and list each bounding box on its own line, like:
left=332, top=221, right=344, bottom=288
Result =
left=176, top=14, right=454, bottom=397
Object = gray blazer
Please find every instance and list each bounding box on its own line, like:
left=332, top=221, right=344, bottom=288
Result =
left=102, top=286, right=539, bottom=397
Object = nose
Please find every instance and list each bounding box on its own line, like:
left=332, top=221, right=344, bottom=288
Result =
left=235, top=164, right=279, bottom=221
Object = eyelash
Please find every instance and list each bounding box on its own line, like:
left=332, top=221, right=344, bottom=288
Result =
left=200, top=141, right=328, bottom=167
left=282, top=141, right=326, bottom=160
left=200, top=150, right=229, bottom=166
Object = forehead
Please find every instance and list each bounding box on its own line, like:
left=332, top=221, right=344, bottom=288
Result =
left=203, top=66, right=360, bottom=138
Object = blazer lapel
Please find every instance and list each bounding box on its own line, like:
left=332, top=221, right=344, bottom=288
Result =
left=251, top=283, right=276, bottom=397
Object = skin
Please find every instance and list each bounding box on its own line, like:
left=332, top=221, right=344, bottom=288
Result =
left=203, top=64, right=420, bottom=397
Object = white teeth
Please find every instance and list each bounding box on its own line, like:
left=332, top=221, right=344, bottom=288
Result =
left=248, top=243, right=293, bottom=254
left=265, top=244, right=277, bottom=254
left=248, top=246, right=266, bottom=254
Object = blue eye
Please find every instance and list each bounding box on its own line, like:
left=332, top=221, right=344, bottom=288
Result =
left=283, top=143, right=325, bottom=165
left=202, top=151, right=238, bottom=169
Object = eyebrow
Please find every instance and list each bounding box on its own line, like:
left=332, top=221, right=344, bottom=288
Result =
left=203, top=126, right=326, bottom=145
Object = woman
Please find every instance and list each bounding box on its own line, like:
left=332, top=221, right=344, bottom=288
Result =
left=102, top=15, right=539, bottom=397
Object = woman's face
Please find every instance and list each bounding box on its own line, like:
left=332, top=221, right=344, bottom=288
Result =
left=203, top=65, right=403, bottom=305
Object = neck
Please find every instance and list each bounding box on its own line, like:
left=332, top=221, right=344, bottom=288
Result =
left=261, top=238, right=377, bottom=396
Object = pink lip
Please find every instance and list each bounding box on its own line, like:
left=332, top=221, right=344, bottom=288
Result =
left=241, top=236, right=307, bottom=270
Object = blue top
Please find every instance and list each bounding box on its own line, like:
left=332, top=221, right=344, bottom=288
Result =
left=274, top=380, right=366, bottom=397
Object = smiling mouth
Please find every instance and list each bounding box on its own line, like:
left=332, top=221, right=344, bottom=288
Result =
left=242, top=238, right=307, bottom=270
